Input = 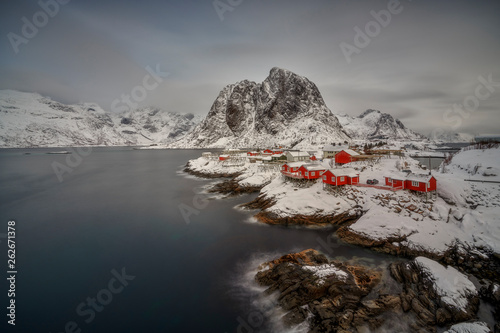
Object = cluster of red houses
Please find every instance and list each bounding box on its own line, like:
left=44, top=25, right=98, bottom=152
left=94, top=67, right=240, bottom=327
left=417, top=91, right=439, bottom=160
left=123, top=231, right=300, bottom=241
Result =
left=280, top=162, right=436, bottom=193
left=281, top=162, right=360, bottom=186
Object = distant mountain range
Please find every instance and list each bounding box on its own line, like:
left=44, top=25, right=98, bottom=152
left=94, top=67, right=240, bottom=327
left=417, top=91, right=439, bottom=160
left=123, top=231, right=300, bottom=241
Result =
left=1, top=69, right=438, bottom=148
left=0, top=90, right=200, bottom=148
left=337, top=109, right=425, bottom=141
left=431, top=131, right=474, bottom=143
left=171, top=68, right=426, bottom=148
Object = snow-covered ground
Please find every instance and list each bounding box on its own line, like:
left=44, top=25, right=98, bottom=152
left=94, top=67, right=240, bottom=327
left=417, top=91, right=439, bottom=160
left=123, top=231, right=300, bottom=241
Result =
left=186, top=154, right=281, bottom=187
left=186, top=147, right=500, bottom=256
left=346, top=148, right=500, bottom=255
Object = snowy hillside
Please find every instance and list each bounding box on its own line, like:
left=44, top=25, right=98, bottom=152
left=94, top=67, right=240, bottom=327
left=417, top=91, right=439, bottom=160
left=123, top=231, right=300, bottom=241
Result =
left=0, top=90, right=200, bottom=148
left=170, top=67, right=351, bottom=149
left=337, top=109, right=425, bottom=140
left=432, top=131, right=475, bottom=143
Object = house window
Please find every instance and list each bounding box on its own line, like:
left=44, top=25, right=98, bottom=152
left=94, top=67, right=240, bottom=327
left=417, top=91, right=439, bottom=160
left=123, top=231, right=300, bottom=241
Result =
left=387, top=178, right=392, bottom=183
left=340, top=176, right=345, bottom=182
left=323, top=175, right=326, bottom=180
left=305, top=172, right=309, bottom=176
left=331, top=177, right=335, bottom=182
left=312, top=171, right=316, bottom=176
left=412, top=181, right=419, bottom=187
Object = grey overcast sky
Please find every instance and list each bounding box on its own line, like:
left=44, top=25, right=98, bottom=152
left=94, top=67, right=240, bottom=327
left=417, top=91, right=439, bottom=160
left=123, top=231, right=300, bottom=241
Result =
left=0, top=0, right=499, bottom=136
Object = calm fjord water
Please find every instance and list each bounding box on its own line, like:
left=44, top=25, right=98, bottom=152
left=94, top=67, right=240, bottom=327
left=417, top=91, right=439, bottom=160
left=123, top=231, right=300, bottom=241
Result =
left=0, top=148, right=394, bottom=333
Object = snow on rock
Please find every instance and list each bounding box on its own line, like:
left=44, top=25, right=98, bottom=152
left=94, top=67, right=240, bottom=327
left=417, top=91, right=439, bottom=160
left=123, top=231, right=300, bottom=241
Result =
left=414, top=257, right=477, bottom=312
left=0, top=90, right=200, bottom=148
left=303, top=263, right=349, bottom=285
left=443, top=322, right=491, bottom=333
left=337, top=109, right=425, bottom=141
left=170, top=67, right=351, bottom=149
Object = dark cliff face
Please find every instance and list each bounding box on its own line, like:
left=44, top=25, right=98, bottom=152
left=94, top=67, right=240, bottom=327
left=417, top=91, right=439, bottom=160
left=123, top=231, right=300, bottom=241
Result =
left=173, top=67, right=350, bottom=148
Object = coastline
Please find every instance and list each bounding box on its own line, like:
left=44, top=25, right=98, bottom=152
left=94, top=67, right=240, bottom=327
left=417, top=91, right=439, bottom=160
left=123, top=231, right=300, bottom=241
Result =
left=183, top=150, right=500, bottom=332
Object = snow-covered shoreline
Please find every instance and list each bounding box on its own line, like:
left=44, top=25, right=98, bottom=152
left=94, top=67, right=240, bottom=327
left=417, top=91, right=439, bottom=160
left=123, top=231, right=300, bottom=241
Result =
left=185, top=148, right=500, bottom=276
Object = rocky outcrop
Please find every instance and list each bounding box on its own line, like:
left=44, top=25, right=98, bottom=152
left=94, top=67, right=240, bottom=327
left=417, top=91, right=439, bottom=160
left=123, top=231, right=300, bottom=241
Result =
left=207, top=178, right=264, bottom=195
left=254, top=211, right=357, bottom=227
left=170, top=67, right=351, bottom=149
left=255, top=249, right=411, bottom=332
left=390, top=258, right=480, bottom=331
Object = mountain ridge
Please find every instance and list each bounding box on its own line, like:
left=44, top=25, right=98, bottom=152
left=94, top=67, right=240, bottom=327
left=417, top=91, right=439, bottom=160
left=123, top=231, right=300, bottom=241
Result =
left=0, top=90, right=200, bottom=148
left=170, top=67, right=351, bottom=149
left=337, top=109, right=425, bottom=141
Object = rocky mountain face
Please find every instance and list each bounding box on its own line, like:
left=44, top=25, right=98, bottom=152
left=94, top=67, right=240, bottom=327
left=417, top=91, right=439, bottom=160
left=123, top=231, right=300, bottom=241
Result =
left=0, top=90, right=200, bottom=148
left=170, top=67, right=351, bottom=149
left=337, top=109, right=425, bottom=141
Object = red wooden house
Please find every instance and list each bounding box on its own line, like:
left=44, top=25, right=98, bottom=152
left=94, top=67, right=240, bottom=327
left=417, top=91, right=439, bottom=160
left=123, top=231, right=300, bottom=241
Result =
left=322, top=168, right=360, bottom=186
left=298, top=165, right=326, bottom=180
left=219, top=155, right=230, bottom=161
left=405, top=175, right=437, bottom=192
left=384, top=176, right=406, bottom=189
left=272, top=149, right=284, bottom=155
left=335, top=149, right=360, bottom=164
left=385, top=174, right=437, bottom=192
left=281, top=162, right=304, bottom=173
left=310, top=155, right=317, bottom=161
left=247, top=151, right=259, bottom=157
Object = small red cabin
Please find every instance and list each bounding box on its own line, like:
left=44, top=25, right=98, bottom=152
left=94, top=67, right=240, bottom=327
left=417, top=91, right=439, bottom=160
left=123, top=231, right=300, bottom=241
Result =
left=405, top=175, right=437, bottom=192
left=219, top=155, right=229, bottom=161
left=385, top=174, right=437, bottom=192
left=335, top=149, right=360, bottom=164
left=281, top=162, right=303, bottom=173
left=322, top=168, right=359, bottom=186
left=272, top=149, right=284, bottom=155
left=298, top=165, right=326, bottom=180
left=247, top=151, right=259, bottom=157
left=310, top=155, right=317, bottom=161
left=385, top=176, right=405, bottom=189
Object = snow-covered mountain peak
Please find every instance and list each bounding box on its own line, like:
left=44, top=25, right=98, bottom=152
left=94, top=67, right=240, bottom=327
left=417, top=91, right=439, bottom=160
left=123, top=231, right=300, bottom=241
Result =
left=0, top=90, right=200, bottom=148
left=170, top=68, right=351, bottom=149
left=338, top=109, right=424, bottom=140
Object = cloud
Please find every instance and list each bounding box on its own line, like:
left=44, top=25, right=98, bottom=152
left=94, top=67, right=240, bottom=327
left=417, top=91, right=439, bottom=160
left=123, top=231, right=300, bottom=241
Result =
left=0, top=0, right=498, bottom=135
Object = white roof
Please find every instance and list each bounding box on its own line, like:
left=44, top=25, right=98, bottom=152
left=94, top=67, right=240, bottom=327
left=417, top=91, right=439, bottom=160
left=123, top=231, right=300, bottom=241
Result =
left=385, top=172, right=407, bottom=181
left=288, top=151, right=310, bottom=157
left=303, top=165, right=326, bottom=171
left=323, top=145, right=347, bottom=152
left=285, top=161, right=306, bottom=168
left=406, top=174, right=434, bottom=182
left=342, top=149, right=360, bottom=156
left=385, top=173, right=434, bottom=182
left=262, top=156, right=272, bottom=161
left=326, top=168, right=359, bottom=177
